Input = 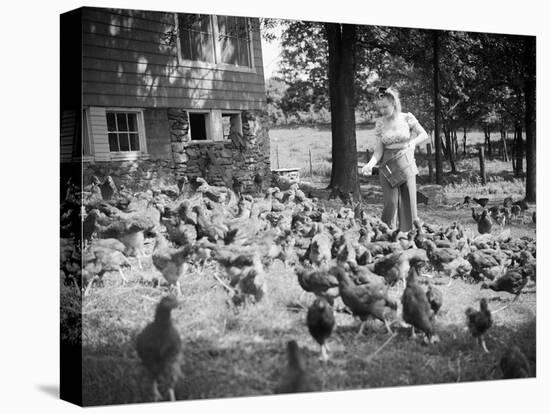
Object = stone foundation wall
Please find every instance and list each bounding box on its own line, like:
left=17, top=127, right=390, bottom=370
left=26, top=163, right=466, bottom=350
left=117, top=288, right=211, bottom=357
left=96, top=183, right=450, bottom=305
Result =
left=80, top=108, right=271, bottom=192
left=169, top=109, right=271, bottom=191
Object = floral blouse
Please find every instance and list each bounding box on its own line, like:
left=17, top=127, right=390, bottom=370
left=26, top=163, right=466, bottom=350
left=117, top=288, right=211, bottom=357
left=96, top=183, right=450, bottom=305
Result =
left=375, top=112, right=421, bottom=147
left=368, top=112, right=425, bottom=169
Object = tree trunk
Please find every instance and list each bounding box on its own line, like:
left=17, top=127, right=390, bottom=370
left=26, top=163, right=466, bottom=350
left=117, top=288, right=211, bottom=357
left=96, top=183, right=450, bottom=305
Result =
left=433, top=31, right=443, bottom=185
left=463, top=127, right=467, bottom=155
left=515, top=122, right=523, bottom=175
left=325, top=23, right=361, bottom=201
left=444, top=127, right=457, bottom=173
left=523, top=35, right=536, bottom=202
left=484, top=125, right=492, bottom=157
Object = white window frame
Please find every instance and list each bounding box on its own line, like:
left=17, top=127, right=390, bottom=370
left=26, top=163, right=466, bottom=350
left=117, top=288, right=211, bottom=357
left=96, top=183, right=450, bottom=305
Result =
left=221, top=111, right=243, bottom=140
left=174, top=14, right=256, bottom=74
left=187, top=109, right=243, bottom=143
left=83, top=107, right=148, bottom=162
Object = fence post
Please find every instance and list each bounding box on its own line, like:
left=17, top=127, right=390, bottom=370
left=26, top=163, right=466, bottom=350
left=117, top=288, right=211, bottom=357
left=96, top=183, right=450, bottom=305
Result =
left=478, top=146, right=486, bottom=184
left=308, top=147, right=313, bottom=177
left=427, top=143, right=434, bottom=182
left=276, top=143, right=280, bottom=169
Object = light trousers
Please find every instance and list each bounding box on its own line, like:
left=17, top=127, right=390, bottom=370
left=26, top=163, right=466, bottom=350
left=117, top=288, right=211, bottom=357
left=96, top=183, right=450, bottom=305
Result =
left=379, top=149, right=418, bottom=232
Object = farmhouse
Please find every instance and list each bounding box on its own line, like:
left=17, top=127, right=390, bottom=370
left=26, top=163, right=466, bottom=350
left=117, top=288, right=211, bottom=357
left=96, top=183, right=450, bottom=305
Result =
left=61, top=7, right=270, bottom=191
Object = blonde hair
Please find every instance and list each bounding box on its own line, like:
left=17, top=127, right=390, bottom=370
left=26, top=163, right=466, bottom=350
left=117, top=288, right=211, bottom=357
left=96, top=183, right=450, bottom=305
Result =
left=378, top=86, right=402, bottom=116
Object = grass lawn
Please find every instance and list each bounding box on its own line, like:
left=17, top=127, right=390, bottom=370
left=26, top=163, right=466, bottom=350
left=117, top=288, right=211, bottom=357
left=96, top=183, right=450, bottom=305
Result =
left=75, top=126, right=535, bottom=406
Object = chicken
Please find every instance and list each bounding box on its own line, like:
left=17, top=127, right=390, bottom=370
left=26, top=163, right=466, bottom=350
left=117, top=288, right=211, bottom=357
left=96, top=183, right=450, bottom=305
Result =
left=373, top=248, right=428, bottom=287
left=481, top=269, right=528, bottom=301
left=152, top=234, right=193, bottom=295
left=466, top=249, right=505, bottom=281
left=426, top=283, right=443, bottom=316
left=465, top=298, right=492, bottom=353
left=307, top=226, right=333, bottom=266
left=332, top=266, right=398, bottom=335
left=476, top=209, right=492, bottom=234
left=275, top=340, right=313, bottom=394
left=82, top=240, right=131, bottom=296
left=136, top=296, right=182, bottom=402
left=307, top=297, right=335, bottom=362
left=401, top=257, right=438, bottom=343
left=162, top=216, right=198, bottom=246
left=295, top=265, right=339, bottom=305
left=500, top=346, right=531, bottom=378
left=192, top=205, right=227, bottom=243
left=423, top=239, right=461, bottom=272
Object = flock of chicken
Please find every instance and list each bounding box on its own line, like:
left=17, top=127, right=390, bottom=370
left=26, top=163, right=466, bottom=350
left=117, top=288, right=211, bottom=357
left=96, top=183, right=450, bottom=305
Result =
left=59, top=174, right=536, bottom=402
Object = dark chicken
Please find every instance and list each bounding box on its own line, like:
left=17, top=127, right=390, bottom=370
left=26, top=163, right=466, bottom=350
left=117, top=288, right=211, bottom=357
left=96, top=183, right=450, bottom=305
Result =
left=332, top=266, right=398, bottom=335
left=306, top=297, right=335, bottom=362
left=481, top=270, right=529, bottom=301
left=465, top=298, right=492, bottom=353
left=136, top=296, right=182, bottom=402
left=500, top=346, right=531, bottom=378
left=401, top=257, right=438, bottom=343
left=275, top=340, right=313, bottom=394
left=295, top=265, right=339, bottom=305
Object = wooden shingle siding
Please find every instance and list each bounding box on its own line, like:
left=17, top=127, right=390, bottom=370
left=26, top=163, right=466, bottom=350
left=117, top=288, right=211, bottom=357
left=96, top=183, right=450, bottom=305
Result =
left=82, top=7, right=266, bottom=110
left=60, top=110, right=77, bottom=162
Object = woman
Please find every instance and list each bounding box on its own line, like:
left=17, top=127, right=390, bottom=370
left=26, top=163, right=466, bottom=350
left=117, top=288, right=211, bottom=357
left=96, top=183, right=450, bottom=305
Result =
left=361, top=87, right=429, bottom=232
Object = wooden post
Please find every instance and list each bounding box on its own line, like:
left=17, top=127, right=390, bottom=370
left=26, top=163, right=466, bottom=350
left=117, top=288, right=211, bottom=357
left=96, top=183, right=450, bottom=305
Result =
left=502, top=130, right=509, bottom=162
left=308, top=147, right=313, bottom=176
left=427, top=143, right=434, bottom=182
left=276, top=143, right=280, bottom=169
left=478, top=146, right=486, bottom=184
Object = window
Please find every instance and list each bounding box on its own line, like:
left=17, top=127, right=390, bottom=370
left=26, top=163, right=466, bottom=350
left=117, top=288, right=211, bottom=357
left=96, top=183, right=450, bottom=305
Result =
left=222, top=112, right=243, bottom=140
left=217, top=16, right=250, bottom=67
left=106, top=111, right=141, bottom=152
left=176, top=13, right=252, bottom=69
left=177, top=14, right=215, bottom=63
left=189, top=112, right=209, bottom=141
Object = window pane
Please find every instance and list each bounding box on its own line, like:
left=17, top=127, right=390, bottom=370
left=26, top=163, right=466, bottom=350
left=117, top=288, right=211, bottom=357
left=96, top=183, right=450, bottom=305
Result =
left=220, top=36, right=238, bottom=64
left=106, top=112, right=116, bottom=131
left=118, top=133, right=130, bottom=151
left=127, top=113, right=137, bottom=131
left=108, top=133, right=119, bottom=151
left=237, top=38, right=250, bottom=66
left=129, top=133, right=140, bottom=150
left=116, top=113, right=128, bottom=131
left=217, top=15, right=227, bottom=35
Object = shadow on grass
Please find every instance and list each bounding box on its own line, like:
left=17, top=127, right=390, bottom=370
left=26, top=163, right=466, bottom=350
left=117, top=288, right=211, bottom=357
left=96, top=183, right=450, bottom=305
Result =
left=81, top=313, right=535, bottom=407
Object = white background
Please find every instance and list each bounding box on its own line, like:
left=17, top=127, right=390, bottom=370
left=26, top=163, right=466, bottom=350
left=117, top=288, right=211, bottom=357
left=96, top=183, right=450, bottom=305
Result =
left=0, top=0, right=546, bottom=412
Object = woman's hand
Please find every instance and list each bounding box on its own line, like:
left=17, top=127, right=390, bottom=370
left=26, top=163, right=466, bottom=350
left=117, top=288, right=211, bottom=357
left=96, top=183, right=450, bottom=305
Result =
left=361, top=163, right=373, bottom=176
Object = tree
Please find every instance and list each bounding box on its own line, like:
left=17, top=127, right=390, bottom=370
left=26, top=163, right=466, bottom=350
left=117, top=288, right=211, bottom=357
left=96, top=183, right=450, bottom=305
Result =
left=325, top=23, right=361, bottom=199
